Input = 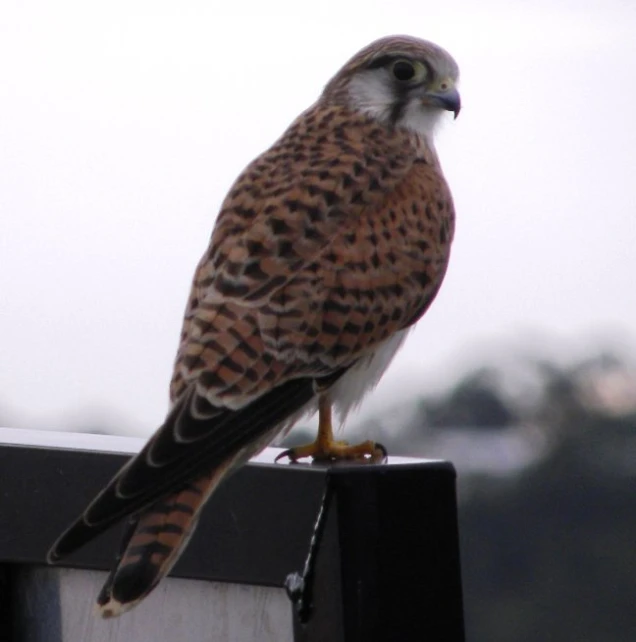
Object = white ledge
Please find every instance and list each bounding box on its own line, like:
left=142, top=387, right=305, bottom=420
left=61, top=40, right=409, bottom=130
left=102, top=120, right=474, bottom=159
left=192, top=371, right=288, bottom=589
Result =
left=0, top=426, right=438, bottom=466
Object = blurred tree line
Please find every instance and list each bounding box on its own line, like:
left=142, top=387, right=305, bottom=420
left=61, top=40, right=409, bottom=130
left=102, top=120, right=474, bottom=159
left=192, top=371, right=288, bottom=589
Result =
left=393, top=351, right=635, bottom=642
left=447, top=355, right=635, bottom=642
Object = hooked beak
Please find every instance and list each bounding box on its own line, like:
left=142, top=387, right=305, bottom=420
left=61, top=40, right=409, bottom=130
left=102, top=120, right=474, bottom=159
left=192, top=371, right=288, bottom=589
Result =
left=423, top=86, right=461, bottom=119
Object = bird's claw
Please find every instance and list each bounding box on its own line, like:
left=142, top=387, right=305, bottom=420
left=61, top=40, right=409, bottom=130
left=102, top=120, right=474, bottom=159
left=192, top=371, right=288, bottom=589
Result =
left=275, top=439, right=387, bottom=464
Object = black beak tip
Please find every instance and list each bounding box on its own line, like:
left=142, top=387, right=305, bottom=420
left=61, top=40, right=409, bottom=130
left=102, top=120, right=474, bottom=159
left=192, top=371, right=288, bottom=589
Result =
left=451, top=96, right=461, bottom=120
left=439, top=92, right=461, bottom=119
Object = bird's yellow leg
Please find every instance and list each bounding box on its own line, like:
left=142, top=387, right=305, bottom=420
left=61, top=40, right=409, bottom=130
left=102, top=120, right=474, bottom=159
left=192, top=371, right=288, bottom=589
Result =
left=275, top=395, right=387, bottom=463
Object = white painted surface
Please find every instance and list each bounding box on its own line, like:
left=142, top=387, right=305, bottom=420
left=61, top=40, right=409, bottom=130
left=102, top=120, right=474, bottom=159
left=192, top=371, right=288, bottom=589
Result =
left=15, top=567, right=293, bottom=642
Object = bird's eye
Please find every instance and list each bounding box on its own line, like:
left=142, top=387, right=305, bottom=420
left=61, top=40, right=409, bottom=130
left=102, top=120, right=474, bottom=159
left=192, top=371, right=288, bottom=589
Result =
left=392, top=60, right=416, bottom=82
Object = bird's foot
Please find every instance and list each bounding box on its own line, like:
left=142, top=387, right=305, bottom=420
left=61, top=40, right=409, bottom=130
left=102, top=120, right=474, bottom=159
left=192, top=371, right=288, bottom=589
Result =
left=275, top=439, right=387, bottom=463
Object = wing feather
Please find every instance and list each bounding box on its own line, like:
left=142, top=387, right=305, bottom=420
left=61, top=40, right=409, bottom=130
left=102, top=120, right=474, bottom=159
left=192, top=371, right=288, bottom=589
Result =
left=47, top=374, right=324, bottom=562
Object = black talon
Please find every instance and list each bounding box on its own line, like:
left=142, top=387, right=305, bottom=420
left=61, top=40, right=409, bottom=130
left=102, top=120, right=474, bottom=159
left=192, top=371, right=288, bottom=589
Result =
left=275, top=449, right=294, bottom=463
left=374, top=442, right=389, bottom=462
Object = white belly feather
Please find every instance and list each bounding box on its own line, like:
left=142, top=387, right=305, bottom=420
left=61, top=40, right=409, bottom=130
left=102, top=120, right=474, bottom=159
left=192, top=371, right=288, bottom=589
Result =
left=330, top=328, right=411, bottom=425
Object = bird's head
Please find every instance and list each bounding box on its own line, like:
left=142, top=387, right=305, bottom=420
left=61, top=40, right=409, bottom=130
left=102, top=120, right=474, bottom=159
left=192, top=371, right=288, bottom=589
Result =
left=323, top=35, right=460, bottom=139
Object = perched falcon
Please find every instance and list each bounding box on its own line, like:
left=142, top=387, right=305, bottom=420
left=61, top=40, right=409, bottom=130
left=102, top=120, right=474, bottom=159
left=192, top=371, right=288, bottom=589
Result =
left=48, top=34, right=460, bottom=617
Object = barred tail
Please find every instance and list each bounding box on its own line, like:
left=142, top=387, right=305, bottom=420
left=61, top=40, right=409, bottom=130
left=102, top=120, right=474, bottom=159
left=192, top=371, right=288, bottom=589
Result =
left=96, top=464, right=229, bottom=618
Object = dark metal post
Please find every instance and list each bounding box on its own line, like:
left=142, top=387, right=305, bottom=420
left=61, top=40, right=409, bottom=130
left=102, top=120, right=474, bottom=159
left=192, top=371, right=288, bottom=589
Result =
left=293, top=463, right=464, bottom=642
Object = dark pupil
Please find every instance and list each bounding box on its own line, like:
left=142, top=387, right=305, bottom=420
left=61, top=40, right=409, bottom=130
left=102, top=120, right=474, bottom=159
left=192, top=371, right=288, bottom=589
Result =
left=393, top=61, right=415, bottom=81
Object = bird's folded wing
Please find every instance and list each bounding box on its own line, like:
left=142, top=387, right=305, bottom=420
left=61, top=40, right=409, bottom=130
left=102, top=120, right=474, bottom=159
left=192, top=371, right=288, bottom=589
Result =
left=48, top=372, right=341, bottom=562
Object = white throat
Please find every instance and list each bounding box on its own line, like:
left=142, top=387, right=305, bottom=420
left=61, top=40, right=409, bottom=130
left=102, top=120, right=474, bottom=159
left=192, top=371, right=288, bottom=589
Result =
left=399, top=100, right=445, bottom=140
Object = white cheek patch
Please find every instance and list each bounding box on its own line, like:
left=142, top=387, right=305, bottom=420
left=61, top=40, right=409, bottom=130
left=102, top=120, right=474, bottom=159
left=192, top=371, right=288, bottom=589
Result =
left=347, top=71, right=447, bottom=141
left=347, top=71, right=393, bottom=121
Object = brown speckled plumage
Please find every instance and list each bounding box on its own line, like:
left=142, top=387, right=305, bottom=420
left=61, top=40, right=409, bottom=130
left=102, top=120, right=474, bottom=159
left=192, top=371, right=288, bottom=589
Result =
left=170, top=104, right=454, bottom=407
left=47, top=34, right=460, bottom=617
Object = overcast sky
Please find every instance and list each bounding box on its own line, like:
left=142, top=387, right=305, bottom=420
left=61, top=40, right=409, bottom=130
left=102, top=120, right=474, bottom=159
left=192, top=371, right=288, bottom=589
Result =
left=1, top=0, right=634, bottom=435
